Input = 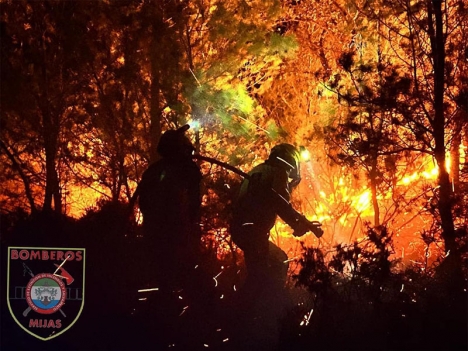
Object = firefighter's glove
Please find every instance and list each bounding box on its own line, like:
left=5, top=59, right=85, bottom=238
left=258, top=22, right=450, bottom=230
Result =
left=309, top=221, right=324, bottom=238
left=292, top=216, right=312, bottom=238
left=292, top=216, right=324, bottom=238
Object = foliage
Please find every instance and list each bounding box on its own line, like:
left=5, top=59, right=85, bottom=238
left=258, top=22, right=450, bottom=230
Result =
left=183, top=0, right=298, bottom=160
left=295, top=225, right=394, bottom=299
left=322, top=48, right=429, bottom=227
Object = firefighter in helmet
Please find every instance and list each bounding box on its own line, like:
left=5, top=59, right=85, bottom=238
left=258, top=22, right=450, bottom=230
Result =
left=137, top=124, right=202, bottom=290
left=230, top=143, right=322, bottom=290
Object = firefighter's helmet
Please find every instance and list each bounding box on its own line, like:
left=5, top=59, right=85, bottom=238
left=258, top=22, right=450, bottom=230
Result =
left=157, top=124, right=195, bottom=158
left=269, top=143, right=301, bottom=186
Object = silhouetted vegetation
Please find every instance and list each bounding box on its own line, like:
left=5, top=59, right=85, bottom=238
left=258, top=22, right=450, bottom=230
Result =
left=285, top=225, right=467, bottom=351
left=2, top=203, right=467, bottom=350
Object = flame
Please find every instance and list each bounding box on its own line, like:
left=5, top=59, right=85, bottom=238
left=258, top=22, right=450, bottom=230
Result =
left=353, top=189, right=371, bottom=213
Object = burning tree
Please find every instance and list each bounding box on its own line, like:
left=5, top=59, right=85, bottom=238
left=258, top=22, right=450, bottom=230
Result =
left=0, top=1, right=98, bottom=214
left=348, top=0, right=467, bottom=257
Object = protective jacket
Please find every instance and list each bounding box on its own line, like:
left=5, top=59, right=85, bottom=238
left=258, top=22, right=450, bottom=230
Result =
left=139, top=157, right=201, bottom=241
left=230, top=158, right=303, bottom=248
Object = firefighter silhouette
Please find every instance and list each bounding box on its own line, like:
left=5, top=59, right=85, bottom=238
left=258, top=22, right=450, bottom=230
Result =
left=230, top=144, right=316, bottom=291
left=137, top=124, right=202, bottom=291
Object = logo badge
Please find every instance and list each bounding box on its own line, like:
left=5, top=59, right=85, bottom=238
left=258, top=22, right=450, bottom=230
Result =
left=7, top=247, right=85, bottom=341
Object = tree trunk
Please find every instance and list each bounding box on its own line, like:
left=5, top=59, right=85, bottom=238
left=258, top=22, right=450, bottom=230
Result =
left=40, top=26, right=61, bottom=214
left=429, top=0, right=455, bottom=253
left=42, top=110, right=61, bottom=214
left=40, top=90, right=61, bottom=214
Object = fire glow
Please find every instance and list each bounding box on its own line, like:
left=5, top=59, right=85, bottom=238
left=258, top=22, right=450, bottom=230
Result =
left=53, top=124, right=457, bottom=271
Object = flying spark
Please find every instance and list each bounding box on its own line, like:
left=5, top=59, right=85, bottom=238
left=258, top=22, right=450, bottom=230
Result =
left=214, top=271, right=223, bottom=278
left=234, top=115, right=270, bottom=134
left=300, top=308, right=314, bottom=326
left=213, top=270, right=223, bottom=287
left=138, top=288, right=159, bottom=292
left=179, top=306, right=189, bottom=316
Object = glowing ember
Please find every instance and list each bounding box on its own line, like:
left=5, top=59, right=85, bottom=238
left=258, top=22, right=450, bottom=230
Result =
left=138, top=288, right=159, bottom=292
left=299, top=308, right=314, bottom=327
